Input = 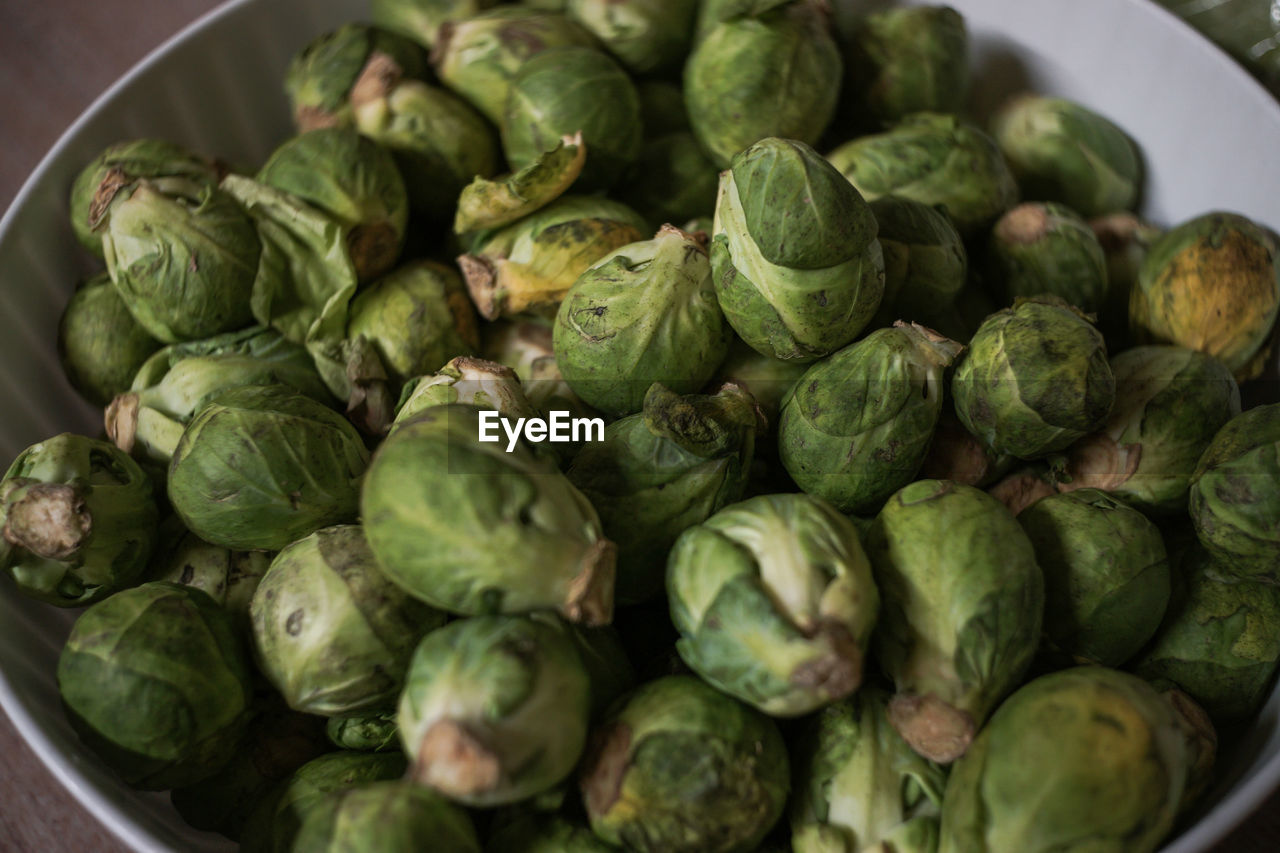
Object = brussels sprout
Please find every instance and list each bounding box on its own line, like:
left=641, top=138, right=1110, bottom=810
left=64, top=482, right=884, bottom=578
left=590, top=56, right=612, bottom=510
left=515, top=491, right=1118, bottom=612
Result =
left=291, top=781, right=480, bottom=851
left=372, top=0, right=501, bottom=48
left=481, top=319, right=599, bottom=422
left=614, top=132, right=720, bottom=231
left=779, top=323, right=963, bottom=514
left=326, top=710, right=400, bottom=752
left=147, top=522, right=270, bottom=633
left=460, top=195, right=648, bottom=321
left=362, top=404, right=615, bottom=624
left=694, top=0, right=794, bottom=40
left=991, top=94, right=1142, bottom=218
left=567, top=0, right=696, bottom=74
left=952, top=297, right=1115, bottom=459
left=984, top=202, right=1108, bottom=313
left=1090, top=212, right=1163, bottom=352
left=454, top=133, right=585, bottom=234
left=668, top=493, right=879, bottom=715
left=711, top=335, right=810, bottom=431
left=171, top=705, right=329, bottom=841
left=105, top=327, right=333, bottom=467
left=868, top=196, right=967, bottom=328
left=57, top=582, right=254, bottom=789
left=828, top=113, right=1018, bottom=236
left=432, top=8, right=596, bottom=124
left=579, top=674, right=789, bottom=851
left=555, top=225, right=730, bottom=416
left=918, top=409, right=1003, bottom=488
left=486, top=813, right=615, bottom=852
left=1018, top=489, right=1169, bottom=666
left=843, top=5, right=968, bottom=125
left=101, top=177, right=259, bottom=343
left=57, top=273, right=162, bottom=407
left=867, top=480, right=1044, bottom=763
left=1129, top=211, right=1280, bottom=380
left=712, top=137, right=884, bottom=362
left=352, top=76, right=501, bottom=227
left=347, top=260, right=479, bottom=388
left=68, top=139, right=220, bottom=259
left=393, top=356, right=539, bottom=431
left=240, top=751, right=408, bottom=853
left=502, top=47, right=643, bottom=192
left=937, top=667, right=1187, bottom=853
left=257, top=128, right=409, bottom=282
left=1054, top=345, right=1240, bottom=514
left=569, top=383, right=757, bottom=604
left=251, top=525, right=446, bottom=716
left=1188, top=403, right=1280, bottom=577
left=168, top=385, right=369, bottom=551
left=686, top=0, right=842, bottom=167
left=284, top=23, right=429, bottom=131
left=790, top=687, right=947, bottom=853
left=398, top=613, right=590, bottom=805
left=1, top=434, right=157, bottom=606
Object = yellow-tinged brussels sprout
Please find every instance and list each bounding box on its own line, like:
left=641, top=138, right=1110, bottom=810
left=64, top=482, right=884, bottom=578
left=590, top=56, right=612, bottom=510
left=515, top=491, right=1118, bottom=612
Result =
left=454, top=133, right=585, bottom=234
left=1129, top=211, right=1280, bottom=380
left=1, top=433, right=158, bottom=606
left=668, top=493, right=879, bottom=716
left=57, top=273, right=162, bottom=407
left=372, top=0, right=502, bottom=49
left=555, top=225, right=730, bottom=417
left=57, top=582, right=255, bottom=790
left=938, top=667, right=1188, bottom=853
left=292, top=781, right=481, bottom=851
left=985, top=201, right=1108, bottom=313
left=867, top=480, right=1043, bottom=763
left=398, top=613, right=591, bottom=806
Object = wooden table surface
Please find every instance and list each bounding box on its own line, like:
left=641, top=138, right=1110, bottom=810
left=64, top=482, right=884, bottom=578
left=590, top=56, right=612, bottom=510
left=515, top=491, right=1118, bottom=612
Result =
left=2, top=1, right=1279, bottom=851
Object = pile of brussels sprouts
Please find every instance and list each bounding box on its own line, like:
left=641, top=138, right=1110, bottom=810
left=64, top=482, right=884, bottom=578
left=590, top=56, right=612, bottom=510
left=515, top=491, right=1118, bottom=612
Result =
left=6, top=0, right=1280, bottom=850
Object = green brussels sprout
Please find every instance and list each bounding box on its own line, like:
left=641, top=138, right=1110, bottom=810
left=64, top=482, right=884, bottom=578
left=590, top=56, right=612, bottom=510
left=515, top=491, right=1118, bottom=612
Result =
left=171, top=705, right=329, bottom=841
left=613, top=132, right=720, bottom=231
left=779, top=322, right=963, bottom=514
left=146, top=521, right=271, bottom=633
left=105, top=326, right=333, bottom=467
left=984, top=202, right=1108, bottom=313
left=486, top=813, right=615, bottom=852
left=57, top=582, right=254, bottom=789
left=372, top=0, right=501, bottom=48
left=937, top=667, right=1188, bottom=853
left=326, top=710, right=400, bottom=752
left=686, top=0, right=842, bottom=167
left=635, top=79, right=691, bottom=138
left=1, top=433, right=158, bottom=606
left=284, top=23, right=429, bottom=131
left=867, top=196, right=967, bottom=328
left=432, top=8, right=596, bottom=124
left=101, top=177, right=259, bottom=343
left=668, top=493, right=880, bottom=715
left=353, top=76, right=501, bottom=227
left=454, top=133, right=585, bottom=234
left=481, top=319, right=600, bottom=423
left=362, top=404, right=615, bottom=624
left=1018, top=489, right=1170, bottom=666
left=393, top=356, right=539, bottom=431
left=291, top=781, right=480, bottom=851
left=251, top=525, right=446, bottom=716
left=712, top=137, right=885, bottom=362
left=843, top=5, right=969, bottom=125
left=991, top=94, right=1142, bottom=218
left=347, top=260, right=479, bottom=388
left=567, top=0, right=696, bottom=74
left=828, top=113, right=1018, bottom=236
left=918, top=409, right=1003, bottom=488
left=867, top=480, right=1044, bottom=763
left=398, top=613, right=591, bottom=805
left=57, top=273, right=162, bottom=407
left=1188, top=403, right=1280, bottom=577
left=711, top=335, right=810, bottom=431
left=694, top=0, right=794, bottom=41
left=555, top=225, right=730, bottom=417
left=568, top=383, right=757, bottom=604
left=1054, top=345, right=1240, bottom=514
left=68, top=139, right=220, bottom=259
left=952, top=297, right=1115, bottom=459
left=257, top=128, right=408, bottom=283
left=579, top=674, right=790, bottom=851
left=240, top=751, right=408, bottom=853
left=1129, top=211, right=1280, bottom=380
left=168, top=385, right=369, bottom=551
left=502, top=47, right=643, bottom=192
left=790, top=687, right=947, bottom=853
left=460, top=195, right=648, bottom=321
left=1089, top=213, right=1163, bottom=352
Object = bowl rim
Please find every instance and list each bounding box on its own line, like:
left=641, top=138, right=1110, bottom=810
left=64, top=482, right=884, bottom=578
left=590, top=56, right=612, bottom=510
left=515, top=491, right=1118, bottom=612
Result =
left=2, top=0, right=1280, bottom=851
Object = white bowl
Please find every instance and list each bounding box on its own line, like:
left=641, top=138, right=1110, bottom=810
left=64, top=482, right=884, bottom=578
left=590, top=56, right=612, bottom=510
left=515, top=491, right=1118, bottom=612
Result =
left=2, top=0, right=1279, bottom=850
